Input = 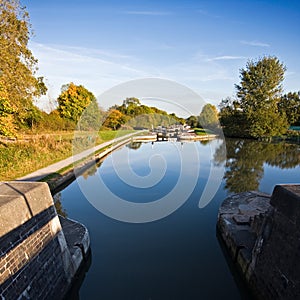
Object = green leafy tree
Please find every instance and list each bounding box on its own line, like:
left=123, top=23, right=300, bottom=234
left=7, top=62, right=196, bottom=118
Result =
left=24, top=105, right=42, bottom=129
left=198, top=103, right=219, bottom=129
left=247, top=106, right=288, bottom=139
left=278, top=92, right=300, bottom=125
left=57, top=83, right=99, bottom=123
left=113, top=97, right=184, bottom=128
left=170, top=113, right=185, bottom=125
left=118, top=97, right=145, bottom=117
left=0, top=0, right=47, bottom=123
left=78, top=99, right=104, bottom=131
left=186, top=115, right=198, bottom=128
left=219, top=97, right=248, bottom=137
left=117, top=97, right=139, bottom=116
left=235, top=56, right=288, bottom=138
left=123, top=97, right=141, bottom=107
left=220, top=57, right=289, bottom=139
left=36, top=110, right=75, bottom=131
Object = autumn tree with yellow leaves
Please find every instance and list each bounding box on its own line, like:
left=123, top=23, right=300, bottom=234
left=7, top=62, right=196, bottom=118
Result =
left=0, top=0, right=47, bottom=132
left=57, top=83, right=103, bottom=130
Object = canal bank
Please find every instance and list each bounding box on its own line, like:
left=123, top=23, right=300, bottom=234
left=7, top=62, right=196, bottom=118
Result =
left=17, top=131, right=144, bottom=193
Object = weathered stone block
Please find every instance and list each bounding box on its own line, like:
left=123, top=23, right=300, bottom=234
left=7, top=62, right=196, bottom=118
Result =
left=0, top=182, right=53, bottom=236
left=271, top=185, right=300, bottom=223
left=0, top=195, right=31, bottom=237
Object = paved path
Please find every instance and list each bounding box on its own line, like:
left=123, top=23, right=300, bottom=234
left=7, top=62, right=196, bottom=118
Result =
left=17, top=132, right=139, bottom=182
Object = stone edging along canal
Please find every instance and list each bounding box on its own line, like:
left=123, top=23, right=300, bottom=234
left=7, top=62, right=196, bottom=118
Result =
left=17, top=131, right=145, bottom=194
left=48, top=137, right=134, bottom=195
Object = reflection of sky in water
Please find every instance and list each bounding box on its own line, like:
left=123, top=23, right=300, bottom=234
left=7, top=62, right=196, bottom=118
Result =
left=260, top=164, right=300, bottom=193
left=100, top=142, right=182, bottom=202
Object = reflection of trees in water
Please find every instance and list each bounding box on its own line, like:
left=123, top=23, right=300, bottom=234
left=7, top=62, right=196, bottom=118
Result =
left=81, top=159, right=103, bottom=179
left=82, top=164, right=98, bottom=179
left=264, top=143, right=300, bottom=169
left=199, top=140, right=211, bottom=146
left=126, top=142, right=142, bottom=150
left=53, top=193, right=67, bottom=217
left=214, top=139, right=300, bottom=193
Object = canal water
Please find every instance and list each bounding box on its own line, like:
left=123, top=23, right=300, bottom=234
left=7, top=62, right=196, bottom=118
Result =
left=56, top=138, right=300, bottom=299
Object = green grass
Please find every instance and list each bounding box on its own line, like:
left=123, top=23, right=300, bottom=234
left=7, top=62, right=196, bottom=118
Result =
left=98, top=129, right=135, bottom=141
left=0, top=129, right=136, bottom=181
left=0, top=137, right=72, bottom=180
left=194, top=128, right=214, bottom=135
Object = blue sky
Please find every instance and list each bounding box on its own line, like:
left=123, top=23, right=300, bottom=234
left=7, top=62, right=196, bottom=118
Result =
left=24, top=0, right=300, bottom=116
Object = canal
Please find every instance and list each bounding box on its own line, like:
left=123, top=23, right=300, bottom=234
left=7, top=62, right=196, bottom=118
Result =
left=56, top=138, right=300, bottom=299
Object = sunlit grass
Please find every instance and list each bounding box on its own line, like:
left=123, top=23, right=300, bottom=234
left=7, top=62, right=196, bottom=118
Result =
left=194, top=128, right=214, bottom=135
left=0, top=130, right=136, bottom=181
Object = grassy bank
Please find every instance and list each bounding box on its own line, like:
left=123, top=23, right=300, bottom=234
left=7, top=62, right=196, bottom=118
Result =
left=0, top=130, right=134, bottom=181
left=194, top=128, right=215, bottom=135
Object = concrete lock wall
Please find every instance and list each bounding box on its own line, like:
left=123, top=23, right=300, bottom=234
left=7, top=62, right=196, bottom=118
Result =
left=0, top=182, right=89, bottom=300
left=217, top=185, right=300, bottom=299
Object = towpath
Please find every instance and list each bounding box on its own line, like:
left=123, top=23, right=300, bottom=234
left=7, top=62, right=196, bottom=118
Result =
left=17, top=132, right=139, bottom=182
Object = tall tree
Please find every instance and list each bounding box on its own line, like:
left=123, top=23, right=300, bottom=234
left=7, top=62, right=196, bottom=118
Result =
left=198, top=103, right=219, bottom=129
left=0, top=0, right=47, bottom=123
left=233, top=56, right=288, bottom=138
left=236, top=57, right=285, bottom=111
left=57, top=83, right=100, bottom=124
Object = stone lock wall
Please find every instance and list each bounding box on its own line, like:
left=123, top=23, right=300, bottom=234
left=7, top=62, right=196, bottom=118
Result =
left=217, top=185, right=300, bottom=299
left=248, top=185, right=300, bottom=299
left=0, top=182, right=77, bottom=300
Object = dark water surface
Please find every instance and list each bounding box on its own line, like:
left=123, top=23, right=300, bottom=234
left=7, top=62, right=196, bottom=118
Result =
left=57, top=138, right=300, bottom=299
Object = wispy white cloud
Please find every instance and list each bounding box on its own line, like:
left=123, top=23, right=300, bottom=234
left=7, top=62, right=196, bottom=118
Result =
left=121, top=10, right=172, bottom=16
left=240, top=40, right=270, bottom=47
left=29, top=42, right=148, bottom=111
left=197, top=9, right=220, bottom=18
left=207, top=55, right=246, bottom=61
left=46, top=44, right=136, bottom=61
left=29, top=42, right=239, bottom=115
left=129, top=37, right=175, bottom=51
left=285, top=71, right=296, bottom=77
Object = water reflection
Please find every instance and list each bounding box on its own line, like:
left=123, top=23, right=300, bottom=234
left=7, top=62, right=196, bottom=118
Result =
left=126, top=141, right=142, bottom=150
left=214, top=139, right=300, bottom=193
left=53, top=192, right=68, bottom=217
left=58, top=139, right=300, bottom=298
